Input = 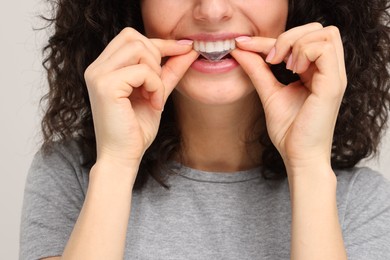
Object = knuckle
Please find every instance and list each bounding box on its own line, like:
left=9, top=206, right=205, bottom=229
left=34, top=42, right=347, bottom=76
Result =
left=310, top=22, right=324, bottom=30
left=276, top=32, right=293, bottom=48
left=327, top=26, right=341, bottom=40
left=84, top=67, right=108, bottom=93
left=277, top=32, right=289, bottom=44
left=294, top=38, right=305, bottom=51
left=120, top=27, right=137, bottom=39
left=84, top=66, right=92, bottom=82
left=84, top=65, right=98, bottom=86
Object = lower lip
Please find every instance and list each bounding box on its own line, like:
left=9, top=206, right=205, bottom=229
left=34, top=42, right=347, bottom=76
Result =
left=190, top=57, right=239, bottom=74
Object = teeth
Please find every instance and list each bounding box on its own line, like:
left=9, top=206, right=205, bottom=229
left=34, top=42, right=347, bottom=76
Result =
left=193, top=39, right=236, bottom=61
left=199, top=41, right=206, bottom=52
left=224, top=40, right=231, bottom=51
left=193, top=39, right=236, bottom=54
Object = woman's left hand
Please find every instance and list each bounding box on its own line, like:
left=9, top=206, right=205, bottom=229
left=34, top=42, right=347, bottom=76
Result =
left=231, top=23, right=347, bottom=176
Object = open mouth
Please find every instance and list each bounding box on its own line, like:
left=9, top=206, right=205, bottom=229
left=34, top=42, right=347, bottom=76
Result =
left=193, top=39, right=236, bottom=61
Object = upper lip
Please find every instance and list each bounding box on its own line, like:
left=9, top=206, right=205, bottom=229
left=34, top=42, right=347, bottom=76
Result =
left=184, top=33, right=249, bottom=41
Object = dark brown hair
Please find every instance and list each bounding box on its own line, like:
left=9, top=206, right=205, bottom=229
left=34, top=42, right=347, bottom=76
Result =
left=40, top=0, right=390, bottom=189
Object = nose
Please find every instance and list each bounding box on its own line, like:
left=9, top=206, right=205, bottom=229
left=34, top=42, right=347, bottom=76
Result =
left=193, top=0, right=233, bottom=23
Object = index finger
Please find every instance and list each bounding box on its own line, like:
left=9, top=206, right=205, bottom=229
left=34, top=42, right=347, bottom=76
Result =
left=150, top=39, right=194, bottom=58
left=235, top=36, right=276, bottom=55
left=94, top=28, right=161, bottom=65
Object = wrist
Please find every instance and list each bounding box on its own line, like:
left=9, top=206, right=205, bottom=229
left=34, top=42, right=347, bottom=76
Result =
left=286, top=163, right=337, bottom=194
left=287, top=163, right=335, bottom=177
left=97, top=150, right=143, bottom=170
left=284, top=153, right=335, bottom=178
left=91, top=157, right=141, bottom=189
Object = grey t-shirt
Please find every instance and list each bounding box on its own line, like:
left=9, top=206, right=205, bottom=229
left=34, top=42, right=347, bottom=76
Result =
left=20, top=141, right=390, bottom=259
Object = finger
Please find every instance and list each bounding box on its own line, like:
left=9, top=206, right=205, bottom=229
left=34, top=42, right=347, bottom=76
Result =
left=266, top=22, right=324, bottom=64
left=235, top=36, right=291, bottom=64
left=94, top=28, right=161, bottom=66
left=151, top=38, right=194, bottom=58
left=161, top=50, right=199, bottom=102
left=293, top=41, right=345, bottom=99
left=295, top=42, right=338, bottom=74
left=289, top=26, right=346, bottom=83
left=231, top=49, right=282, bottom=105
left=94, top=40, right=162, bottom=75
left=235, top=36, right=276, bottom=56
left=98, top=64, right=165, bottom=110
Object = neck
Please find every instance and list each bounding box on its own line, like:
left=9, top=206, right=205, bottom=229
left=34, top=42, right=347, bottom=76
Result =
left=173, top=92, right=264, bottom=172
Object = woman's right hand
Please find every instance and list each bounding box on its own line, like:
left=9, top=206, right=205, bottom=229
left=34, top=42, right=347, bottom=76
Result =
left=84, top=28, right=198, bottom=173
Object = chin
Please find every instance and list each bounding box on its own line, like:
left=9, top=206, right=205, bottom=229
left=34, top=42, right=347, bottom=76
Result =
left=174, top=71, right=256, bottom=106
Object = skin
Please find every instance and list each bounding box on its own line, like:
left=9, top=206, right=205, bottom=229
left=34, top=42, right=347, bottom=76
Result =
left=142, top=0, right=288, bottom=107
left=142, top=0, right=289, bottom=171
left=43, top=0, right=348, bottom=259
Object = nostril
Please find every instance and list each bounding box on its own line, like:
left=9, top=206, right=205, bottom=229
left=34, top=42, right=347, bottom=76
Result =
left=193, top=2, right=234, bottom=23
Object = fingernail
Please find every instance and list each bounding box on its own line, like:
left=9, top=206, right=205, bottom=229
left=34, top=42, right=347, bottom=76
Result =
left=286, top=54, right=293, bottom=70
left=177, top=39, right=193, bottom=46
left=235, top=36, right=252, bottom=42
left=266, top=47, right=276, bottom=63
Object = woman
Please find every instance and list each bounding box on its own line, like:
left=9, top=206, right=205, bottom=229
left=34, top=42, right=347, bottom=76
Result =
left=20, top=0, right=390, bottom=259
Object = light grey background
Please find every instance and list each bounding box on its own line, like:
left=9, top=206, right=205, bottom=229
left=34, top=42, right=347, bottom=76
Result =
left=1, top=1, right=389, bottom=259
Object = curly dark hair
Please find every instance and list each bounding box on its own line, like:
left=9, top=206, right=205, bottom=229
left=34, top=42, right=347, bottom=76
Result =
left=40, top=0, right=390, bottom=189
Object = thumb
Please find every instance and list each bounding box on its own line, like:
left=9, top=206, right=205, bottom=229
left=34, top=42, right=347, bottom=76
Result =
left=231, top=49, right=282, bottom=105
left=161, top=50, right=199, bottom=102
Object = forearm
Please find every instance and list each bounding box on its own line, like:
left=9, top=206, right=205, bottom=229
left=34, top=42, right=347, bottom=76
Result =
left=288, top=165, right=347, bottom=260
left=61, top=161, right=137, bottom=260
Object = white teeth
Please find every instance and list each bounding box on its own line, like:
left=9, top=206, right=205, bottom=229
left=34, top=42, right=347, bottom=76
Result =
left=199, top=41, right=206, bottom=52
left=193, top=41, right=199, bottom=51
left=193, top=39, right=236, bottom=53
left=224, top=40, right=231, bottom=51
left=205, top=42, right=214, bottom=52
left=193, top=39, right=236, bottom=61
left=230, top=40, right=235, bottom=50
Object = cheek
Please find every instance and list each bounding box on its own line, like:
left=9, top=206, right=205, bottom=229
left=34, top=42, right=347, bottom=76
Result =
left=250, top=0, right=289, bottom=37
left=141, top=1, right=182, bottom=38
